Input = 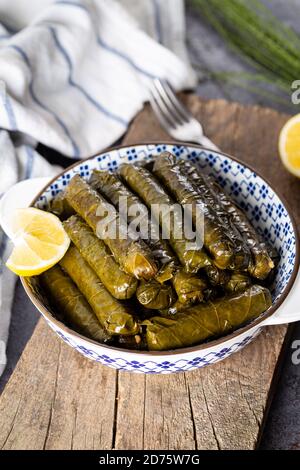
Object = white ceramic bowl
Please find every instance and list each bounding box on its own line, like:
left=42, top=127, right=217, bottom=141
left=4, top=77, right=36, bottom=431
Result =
left=22, top=143, right=300, bottom=374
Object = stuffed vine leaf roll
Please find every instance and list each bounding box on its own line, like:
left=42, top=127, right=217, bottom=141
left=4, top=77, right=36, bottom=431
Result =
left=60, top=245, right=140, bottom=335
left=119, top=163, right=211, bottom=273
left=90, top=170, right=210, bottom=303
left=153, top=152, right=235, bottom=269
left=172, top=270, right=207, bottom=304
left=40, top=265, right=110, bottom=343
left=64, top=174, right=157, bottom=280
left=204, top=265, right=231, bottom=286
left=224, top=272, right=252, bottom=294
left=179, top=159, right=251, bottom=271
left=160, top=288, right=219, bottom=316
left=136, top=279, right=176, bottom=310
left=160, top=299, right=191, bottom=316
left=206, top=176, right=275, bottom=279
left=115, top=334, right=146, bottom=350
left=89, top=170, right=176, bottom=280
left=145, top=285, right=272, bottom=350
left=49, top=191, right=75, bottom=220
left=63, top=215, right=137, bottom=299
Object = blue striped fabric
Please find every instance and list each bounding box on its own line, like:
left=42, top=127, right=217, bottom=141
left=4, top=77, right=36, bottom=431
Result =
left=0, top=0, right=191, bottom=158
left=56, top=0, right=159, bottom=80
left=8, top=44, right=80, bottom=157
left=95, top=36, right=158, bottom=80
left=24, top=146, right=35, bottom=179
left=152, top=0, right=163, bottom=44
left=0, top=83, right=17, bottom=129
left=48, top=26, right=128, bottom=127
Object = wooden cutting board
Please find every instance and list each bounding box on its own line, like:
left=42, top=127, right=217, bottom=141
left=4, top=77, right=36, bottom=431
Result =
left=0, top=95, right=299, bottom=450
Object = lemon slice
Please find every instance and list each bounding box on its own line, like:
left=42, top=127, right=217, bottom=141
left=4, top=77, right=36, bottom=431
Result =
left=6, top=207, right=70, bottom=276
left=279, top=113, right=300, bottom=178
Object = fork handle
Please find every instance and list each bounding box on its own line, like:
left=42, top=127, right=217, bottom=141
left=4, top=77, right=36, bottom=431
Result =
left=191, top=135, right=220, bottom=152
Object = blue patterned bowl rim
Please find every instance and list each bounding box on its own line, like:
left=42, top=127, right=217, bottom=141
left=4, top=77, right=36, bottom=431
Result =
left=21, top=141, right=300, bottom=356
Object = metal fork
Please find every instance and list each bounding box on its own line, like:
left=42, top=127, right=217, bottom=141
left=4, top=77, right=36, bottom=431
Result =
left=149, top=79, right=220, bottom=151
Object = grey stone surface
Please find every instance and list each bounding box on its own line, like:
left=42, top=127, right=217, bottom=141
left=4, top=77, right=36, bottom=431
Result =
left=0, top=0, right=300, bottom=450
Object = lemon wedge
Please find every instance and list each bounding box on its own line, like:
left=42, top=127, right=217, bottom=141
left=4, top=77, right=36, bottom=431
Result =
left=279, top=113, right=300, bottom=178
left=6, top=207, right=70, bottom=276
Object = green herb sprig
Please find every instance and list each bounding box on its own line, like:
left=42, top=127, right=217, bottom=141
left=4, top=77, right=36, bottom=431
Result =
left=189, top=0, right=300, bottom=107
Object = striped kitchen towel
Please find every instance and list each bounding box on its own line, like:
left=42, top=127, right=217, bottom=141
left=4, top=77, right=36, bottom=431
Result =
left=0, top=0, right=195, bottom=157
left=0, top=0, right=195, bottom=376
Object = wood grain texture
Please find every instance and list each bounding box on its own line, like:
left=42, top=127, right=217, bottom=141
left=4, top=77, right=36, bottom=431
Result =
left=1, top=95, right=299, bottom=450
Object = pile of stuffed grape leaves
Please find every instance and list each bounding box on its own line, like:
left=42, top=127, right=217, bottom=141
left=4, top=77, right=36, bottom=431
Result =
left=38, top=152, right=276, bottom=351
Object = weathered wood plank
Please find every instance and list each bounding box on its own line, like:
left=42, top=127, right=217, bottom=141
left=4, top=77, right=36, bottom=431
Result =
left=0, top=321, right=117, bottom=450
left=0, top=320, right=61, bottom=450
left=43, top=340, right=117, bottom=450
left=114, top=371, right=145, bottom=450
left=0, top=95, right=298, bottom=450
left=185, top=327, right=289, bottom=450
left=143, top=373, right=198, bottom=450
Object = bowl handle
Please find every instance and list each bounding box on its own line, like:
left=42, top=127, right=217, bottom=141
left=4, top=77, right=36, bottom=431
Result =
left=261, top=268, right=300, bottom=326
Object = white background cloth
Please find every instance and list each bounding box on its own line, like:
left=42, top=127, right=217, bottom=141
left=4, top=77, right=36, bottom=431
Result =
left=0, top=0, right=194, bottom=375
